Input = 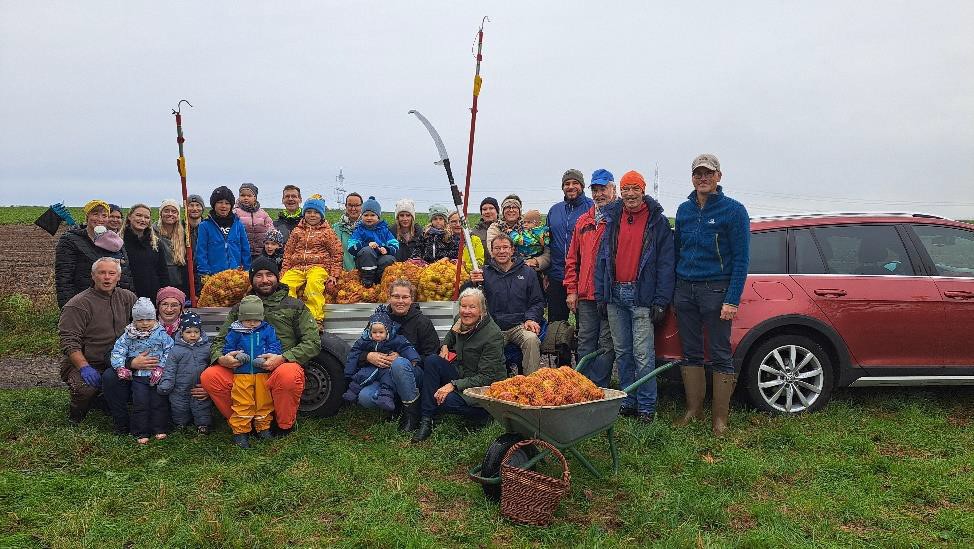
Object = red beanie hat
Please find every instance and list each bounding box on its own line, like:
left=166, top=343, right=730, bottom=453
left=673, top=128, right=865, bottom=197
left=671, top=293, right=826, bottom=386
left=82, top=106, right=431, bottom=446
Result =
left=156, top=286, right=187, bottom=307
left=619, top=170, right=646, bottom=192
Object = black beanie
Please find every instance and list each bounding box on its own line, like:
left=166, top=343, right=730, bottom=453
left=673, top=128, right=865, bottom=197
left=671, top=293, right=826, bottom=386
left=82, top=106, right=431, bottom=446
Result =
left=210, top=186, right=235, bottom=209
left=250, top=255, right=280, bottom=282
left=480, top=197, right=499, bottom=213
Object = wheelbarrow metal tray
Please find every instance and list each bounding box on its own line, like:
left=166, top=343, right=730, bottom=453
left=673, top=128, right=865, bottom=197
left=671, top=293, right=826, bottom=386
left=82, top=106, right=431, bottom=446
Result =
left=464, top=387, right=628, bottom=446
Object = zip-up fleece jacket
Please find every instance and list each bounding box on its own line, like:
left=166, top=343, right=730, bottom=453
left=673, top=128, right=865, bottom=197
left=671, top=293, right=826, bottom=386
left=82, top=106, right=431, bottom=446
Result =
left=222, top=320, right=283, bottom=374
left=233, top=206, right=275, bottom=258
left=55, top=225, right=134, bottom=308
left=195, top=215, right=252, bottom=275
left=158, top=331, right=211, bottom=395
left=546, top=194, right=594, bottom=282
left=564, top=205, right=606, bottom=301
left=482, top=257, right=545, bottom=330
left=209, top=283, right=321, bottom=366
left=347, top=220, right=399, bottom=257
left=674, top=186, right=750, bottom=306
left=110, top=324, right=175, bottom=376
left=59, top=287, right=137, bottom=370
left=595, top=196, right=676, bottom=309
left=281, top=218, right=344, bottom=275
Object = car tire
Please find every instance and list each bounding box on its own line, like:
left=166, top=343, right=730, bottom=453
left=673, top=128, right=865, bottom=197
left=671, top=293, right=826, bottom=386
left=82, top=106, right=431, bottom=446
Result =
left=479, top=433, right=538, bottom=501
left=743, top=334, right=834, bottom=414
left=300, top=352, right=346, bottom=418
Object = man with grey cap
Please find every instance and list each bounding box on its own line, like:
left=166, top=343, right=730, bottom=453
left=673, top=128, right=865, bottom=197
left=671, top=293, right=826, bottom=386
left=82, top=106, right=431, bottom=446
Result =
left=545, top=169, right=594, bottom=323
left=672, top=153, right=750, bottom=436
left=186, top=194, right=205, bottom=250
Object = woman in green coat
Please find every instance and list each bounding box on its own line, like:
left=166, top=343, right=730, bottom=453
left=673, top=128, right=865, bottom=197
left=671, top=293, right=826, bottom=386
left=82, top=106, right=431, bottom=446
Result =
left=410, top=287, right=506, bottom=443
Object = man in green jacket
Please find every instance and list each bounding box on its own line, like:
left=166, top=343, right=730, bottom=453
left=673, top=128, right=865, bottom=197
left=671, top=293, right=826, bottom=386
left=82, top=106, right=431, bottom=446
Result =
left=199, top=256, right=321, bottom=435
left=332, top=192, right=363, bottom=271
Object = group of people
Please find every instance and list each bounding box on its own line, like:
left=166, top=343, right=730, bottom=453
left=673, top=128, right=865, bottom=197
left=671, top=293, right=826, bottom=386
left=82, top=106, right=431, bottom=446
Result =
left=54, top=152, right=750, bottom=446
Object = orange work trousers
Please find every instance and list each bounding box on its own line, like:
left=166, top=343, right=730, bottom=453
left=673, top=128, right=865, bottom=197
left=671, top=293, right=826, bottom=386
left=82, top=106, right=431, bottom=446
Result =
left=201, top=362, right=305, bottom=429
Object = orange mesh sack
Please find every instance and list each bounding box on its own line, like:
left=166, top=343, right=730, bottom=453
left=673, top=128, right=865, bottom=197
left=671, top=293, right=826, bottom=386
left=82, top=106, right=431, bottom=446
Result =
left=197, top=269, right=251, bottom=308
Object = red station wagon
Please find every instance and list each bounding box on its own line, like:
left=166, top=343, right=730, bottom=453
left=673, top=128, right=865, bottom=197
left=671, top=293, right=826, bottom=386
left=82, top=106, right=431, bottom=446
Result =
left=655, top=213, right=974, bottom=414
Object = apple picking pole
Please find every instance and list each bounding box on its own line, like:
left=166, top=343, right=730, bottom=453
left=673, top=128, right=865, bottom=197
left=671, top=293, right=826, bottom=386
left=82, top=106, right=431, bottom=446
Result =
left=173, top=100, right=198, bottom=306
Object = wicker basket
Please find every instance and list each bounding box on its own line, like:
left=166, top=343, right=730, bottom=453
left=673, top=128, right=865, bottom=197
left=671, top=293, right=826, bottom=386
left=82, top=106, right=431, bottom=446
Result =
left=500, top=439, right=571, bottom=526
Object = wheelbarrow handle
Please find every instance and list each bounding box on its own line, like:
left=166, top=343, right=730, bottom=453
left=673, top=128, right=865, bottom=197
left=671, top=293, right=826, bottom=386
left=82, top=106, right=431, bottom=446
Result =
left=574, top=349, right=607, bottom=373
left=621, top=361, right=678, bottom=394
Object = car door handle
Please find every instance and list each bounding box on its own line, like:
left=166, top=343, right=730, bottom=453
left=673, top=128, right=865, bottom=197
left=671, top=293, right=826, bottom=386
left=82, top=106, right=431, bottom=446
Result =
left=944, top=290, right=974, bottom=299
left=813, top=289, right=847, bottom=297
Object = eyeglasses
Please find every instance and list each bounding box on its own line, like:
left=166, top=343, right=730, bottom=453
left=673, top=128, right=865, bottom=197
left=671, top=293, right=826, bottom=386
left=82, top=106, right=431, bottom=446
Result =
left=692, top=170, right=716, bottom=179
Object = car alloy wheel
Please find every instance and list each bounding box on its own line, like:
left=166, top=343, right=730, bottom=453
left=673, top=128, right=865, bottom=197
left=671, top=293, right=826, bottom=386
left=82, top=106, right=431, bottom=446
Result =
left=756, top=343, right=825, bottom=412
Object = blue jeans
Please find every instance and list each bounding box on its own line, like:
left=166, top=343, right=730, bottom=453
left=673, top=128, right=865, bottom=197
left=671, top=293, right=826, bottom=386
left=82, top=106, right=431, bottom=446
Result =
left=419, top=355, right=488, bottom=419
left=356, top=357, right=423, bottom=408
left=674, top=279, right=734, bottom=374
left=607, top=283, right=656, bottom=413
left=576, top=299, right=615, bottom=388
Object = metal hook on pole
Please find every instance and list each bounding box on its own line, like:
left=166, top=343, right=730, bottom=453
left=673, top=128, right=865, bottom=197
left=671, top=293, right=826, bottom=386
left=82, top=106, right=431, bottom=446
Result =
left=172, top=99, right=194, bottom=115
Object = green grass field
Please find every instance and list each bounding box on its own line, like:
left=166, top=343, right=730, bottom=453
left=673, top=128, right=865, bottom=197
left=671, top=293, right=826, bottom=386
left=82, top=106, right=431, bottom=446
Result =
left=1, top=386, right=971, bottom=548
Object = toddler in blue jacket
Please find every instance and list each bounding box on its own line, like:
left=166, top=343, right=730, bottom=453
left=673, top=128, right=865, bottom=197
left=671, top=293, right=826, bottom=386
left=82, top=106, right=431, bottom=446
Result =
left=157, top=312, right=213, bottom=434
left=347, top=196, right=399, bottom=287
left=343, top=307, right=420, bottom=412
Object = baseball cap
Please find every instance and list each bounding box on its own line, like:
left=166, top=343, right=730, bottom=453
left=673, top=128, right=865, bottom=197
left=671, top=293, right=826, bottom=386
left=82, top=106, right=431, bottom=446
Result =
left=691, top=154, right=721, bottom=172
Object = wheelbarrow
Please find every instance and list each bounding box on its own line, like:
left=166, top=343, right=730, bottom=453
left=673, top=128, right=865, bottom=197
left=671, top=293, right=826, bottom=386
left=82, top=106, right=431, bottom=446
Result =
left=464, top=350, right=677, bottom=500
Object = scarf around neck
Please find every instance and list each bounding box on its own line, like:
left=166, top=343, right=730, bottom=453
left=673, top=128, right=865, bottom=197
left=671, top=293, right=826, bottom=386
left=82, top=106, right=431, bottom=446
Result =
left=337, top=214, right=359, bottom=234
left=236, top=200, right=261, bottom=214
left=209, top=210, right=234, bottom=229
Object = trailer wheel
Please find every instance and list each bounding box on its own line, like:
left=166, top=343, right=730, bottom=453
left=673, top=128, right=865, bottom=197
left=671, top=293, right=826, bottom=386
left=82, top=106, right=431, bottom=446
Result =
left=479, top=433, right=538, bottom=501
left=300, top=352, right=346, bottom=418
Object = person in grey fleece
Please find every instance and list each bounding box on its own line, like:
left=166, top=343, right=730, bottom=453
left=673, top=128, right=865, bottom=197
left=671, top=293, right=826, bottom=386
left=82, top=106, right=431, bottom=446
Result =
left=157, top=312, right=213, bottom=434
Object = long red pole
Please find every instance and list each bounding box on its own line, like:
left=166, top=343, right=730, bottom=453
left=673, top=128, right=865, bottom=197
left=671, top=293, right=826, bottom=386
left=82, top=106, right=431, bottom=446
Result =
left=173, top=100, right=198, bottom=306
left=453, top=18, right=487, bottom=298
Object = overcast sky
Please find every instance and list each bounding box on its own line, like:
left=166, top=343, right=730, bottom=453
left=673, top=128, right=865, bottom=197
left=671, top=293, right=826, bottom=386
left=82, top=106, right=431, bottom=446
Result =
left=2, top=1, right=973, bottom=219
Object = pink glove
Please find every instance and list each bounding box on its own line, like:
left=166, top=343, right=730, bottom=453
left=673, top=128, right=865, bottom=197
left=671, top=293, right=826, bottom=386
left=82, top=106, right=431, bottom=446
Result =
left=117, top=367, right=133, bottom=381
left=149, top=367, right=164, bottom=386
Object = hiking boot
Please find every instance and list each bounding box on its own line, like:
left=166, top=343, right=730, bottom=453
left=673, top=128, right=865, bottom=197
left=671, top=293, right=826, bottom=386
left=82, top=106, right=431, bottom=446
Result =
left=637, top=411, right=655, bottom=424
left=398, top=400, right=420, bottom=433
left=196, top=425, right=211, bottom=436
left=233, top=434, right=251, bottom=449
left=712, top=372, right=737, bottom=437
left=619, top=406, right=637, bottom=418
left=673, top=365, right=707, bottom=427
left=411, top=417, right=434, bottom=443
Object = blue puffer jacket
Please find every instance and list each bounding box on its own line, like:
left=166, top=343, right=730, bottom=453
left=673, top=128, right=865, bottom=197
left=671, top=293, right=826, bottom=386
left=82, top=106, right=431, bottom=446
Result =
left=347, top=220, right=399, bottom=256
left=195, top=216, right=252, bottom=275
left=674, top=186, right=750, bottom=306
left=222, top=320, right=283, bottom=375
left=482, top=257, right=545, bottom=330
left=594, top=197, right=676, bottom=309
left=546, top=194, right=594, bottom=282
left=157, top=331, right=211, bottom=395
left=110, top=324, right=175, bottom=377
left=344, top=333, right=420, bottom=381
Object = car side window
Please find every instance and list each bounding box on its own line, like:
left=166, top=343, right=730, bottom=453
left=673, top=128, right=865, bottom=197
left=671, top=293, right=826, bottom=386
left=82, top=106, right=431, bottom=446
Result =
left=793, top=228, right=827, bottom=274
left=748, top=230, right=786, bottom=274
left=812, top=225, right=916, bottom=276
left=911, top=225, right=974, bottom=278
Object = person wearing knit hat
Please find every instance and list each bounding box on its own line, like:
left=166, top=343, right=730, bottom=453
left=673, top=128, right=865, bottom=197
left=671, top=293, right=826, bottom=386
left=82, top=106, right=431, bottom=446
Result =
left=672, top=153, right=749, bottom=437
left=221, top=293, right=283, bottom=448
left=472, top=197, right=499, bottom=263
left=259, top=228, right=285, bottom=271
left=201, top=245, right=319, bottom=438
left=109, top=296, right=174, bottom=443
left=564, top=168, right=617, bottom=388
left=348, top=197, right=399, bottom=287
left=196, top=186, right=251, bottom=276
left=156, top=310, right=213, bottom=435
left=594, top=168, right=675, bottom=424
left=234, top=183, right=274, bottom=260
left=486, top=194, right=533, bottom=260
left=155, top=286, right=187, bottom=336
left=185, top=195, right=205, bottom=245
left=279, top=197, right=344, bottom=323
left=542, top=168, right=594, bottom=324
left=342, top=306, right=420, bottom=412
left=393, top=198, right=424, bottom=260
left=93, top=225, right=124, bottom=253
left=419, top=204, right=455, bottom=264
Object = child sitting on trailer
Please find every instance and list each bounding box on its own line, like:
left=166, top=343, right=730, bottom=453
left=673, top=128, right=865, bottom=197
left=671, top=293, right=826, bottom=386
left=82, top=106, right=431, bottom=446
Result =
left=348, top=196, right=399, bottom=288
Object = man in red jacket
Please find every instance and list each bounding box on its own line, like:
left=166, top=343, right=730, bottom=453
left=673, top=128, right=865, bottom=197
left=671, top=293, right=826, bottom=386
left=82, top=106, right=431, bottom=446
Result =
left=564, top=169, right=616, bottom=387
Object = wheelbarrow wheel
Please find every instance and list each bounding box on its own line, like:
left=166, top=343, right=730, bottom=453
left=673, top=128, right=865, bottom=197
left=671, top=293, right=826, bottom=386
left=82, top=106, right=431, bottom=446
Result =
left=480, top=433, right=538, bottom=501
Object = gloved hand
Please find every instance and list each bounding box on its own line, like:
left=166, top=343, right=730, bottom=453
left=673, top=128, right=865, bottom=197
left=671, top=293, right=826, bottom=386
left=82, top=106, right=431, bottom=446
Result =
left=79, top=365, right=101, bottom=388
left=651, top=305, right=667, bottom=325
left=235, top=352, right=251, bottom=365
left=116, top=367, right=133, bottom=381
left=149, top=367, right=164, bottom=386
left=253, top=357, right=266, bottom=369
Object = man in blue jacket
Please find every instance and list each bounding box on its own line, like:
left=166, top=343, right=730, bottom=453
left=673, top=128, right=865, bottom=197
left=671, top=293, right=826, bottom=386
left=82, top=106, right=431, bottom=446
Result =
left=546, top=169, right=594, bottom=323
left=470, top=234, right=546, bottom=374
left=595, top=170, right=675, bottom=422
left=672, top=154, right=750, bottom=436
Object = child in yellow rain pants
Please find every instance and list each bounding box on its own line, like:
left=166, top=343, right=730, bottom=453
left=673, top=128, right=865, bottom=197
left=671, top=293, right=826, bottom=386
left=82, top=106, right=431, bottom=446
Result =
left=222, top=295, right=283, bottom=448
left=279, top=197, right=344, bottom=325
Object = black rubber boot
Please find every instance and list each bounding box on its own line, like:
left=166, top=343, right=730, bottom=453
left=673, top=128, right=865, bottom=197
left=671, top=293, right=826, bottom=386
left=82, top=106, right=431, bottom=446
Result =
left=411, top=417, right=433, bottom=443
left=233, top=434, right=250, bottom=449
left=398, top=400, right=420, bottom=433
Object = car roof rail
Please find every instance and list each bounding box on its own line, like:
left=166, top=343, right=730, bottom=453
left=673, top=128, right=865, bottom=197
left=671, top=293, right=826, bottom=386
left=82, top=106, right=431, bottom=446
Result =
left=750, top=211, right=947, bottom=222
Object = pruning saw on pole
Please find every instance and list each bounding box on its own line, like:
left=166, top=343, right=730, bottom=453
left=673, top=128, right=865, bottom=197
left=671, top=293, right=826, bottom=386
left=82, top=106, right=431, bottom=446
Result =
left=173, top=100, right=198, bottom=306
